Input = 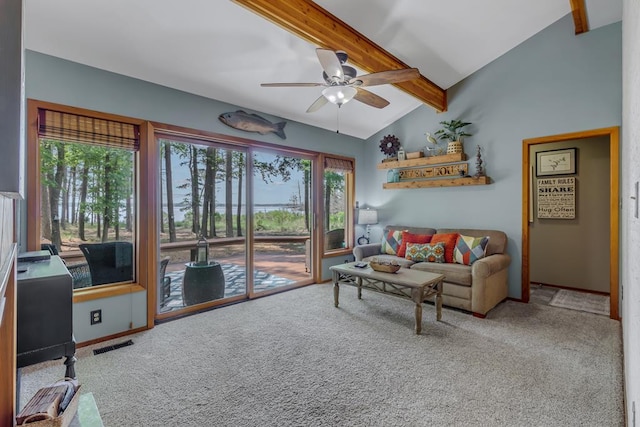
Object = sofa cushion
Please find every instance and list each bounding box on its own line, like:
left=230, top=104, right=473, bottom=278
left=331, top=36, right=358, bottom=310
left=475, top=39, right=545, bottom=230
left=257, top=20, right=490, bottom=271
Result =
left=454, top=235, right=490, bottom=265
left=430, top=233, right=459, bottom=263
left=410, top=261, right=472, bottom=287
left=362, top=254, right=414, bottom=268
left=442, top=282, right=473, bottom=301
left=406, top=242, right=445, bottom=263
left=437, top=228, right=507, bottom=256
left=397, top=231, right=433, bottom=258
left=381, top=229, right=404, bottom=255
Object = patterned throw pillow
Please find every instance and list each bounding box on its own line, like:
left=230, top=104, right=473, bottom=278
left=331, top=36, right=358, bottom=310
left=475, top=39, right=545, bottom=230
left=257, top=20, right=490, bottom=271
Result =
left=381, top=230, right=404, bottom=255
left=454, top=235, right=490, bottom=265
left=430, top=233, right=459, bottom=263
left=397, top=231, right=433, bottom=258
left=405, top=242, right=445, bottom=263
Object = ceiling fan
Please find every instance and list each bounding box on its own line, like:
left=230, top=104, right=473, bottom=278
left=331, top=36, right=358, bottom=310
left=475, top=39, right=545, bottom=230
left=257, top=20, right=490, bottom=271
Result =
left=261, top=48, right=420, bottom=113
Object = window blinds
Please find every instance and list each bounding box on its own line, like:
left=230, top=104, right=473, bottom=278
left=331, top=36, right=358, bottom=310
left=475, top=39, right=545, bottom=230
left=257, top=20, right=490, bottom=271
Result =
left=324, top=157, right=353, bottom=173
left=37, top=109, right=140, bottom=151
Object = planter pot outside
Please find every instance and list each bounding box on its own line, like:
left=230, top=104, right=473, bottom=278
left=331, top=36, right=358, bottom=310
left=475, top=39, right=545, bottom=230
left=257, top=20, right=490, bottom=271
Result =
left=182, top=261, right=226, bottom=305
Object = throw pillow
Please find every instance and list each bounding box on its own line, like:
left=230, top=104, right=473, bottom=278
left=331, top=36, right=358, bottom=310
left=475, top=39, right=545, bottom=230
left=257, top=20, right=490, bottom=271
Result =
left=397, top=231, right=433, bottom=258
left=405, top=242, right=445, bottom=263
left=454, top=235, right=490, bottom=265
left=380, top=229, right=404, bottom=255
left=430, top=233, right=459, bottom=263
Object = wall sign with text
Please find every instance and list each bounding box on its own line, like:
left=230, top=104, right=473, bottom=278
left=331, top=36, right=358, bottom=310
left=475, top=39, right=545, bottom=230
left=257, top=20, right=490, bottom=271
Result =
left=537, top=177, right=576, bottom=219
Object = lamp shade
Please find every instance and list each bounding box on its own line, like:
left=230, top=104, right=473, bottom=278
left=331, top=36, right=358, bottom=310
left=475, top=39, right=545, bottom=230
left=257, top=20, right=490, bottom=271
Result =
left=322, top=86, right=357, bottom=106
left=357, top=208, right=378, bottom=225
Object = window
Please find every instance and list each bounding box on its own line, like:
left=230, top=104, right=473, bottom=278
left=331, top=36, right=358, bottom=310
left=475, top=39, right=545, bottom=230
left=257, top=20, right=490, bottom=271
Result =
left=323, top=156, right=354, bottom=253
left=33, top=108, right=139, bottom=290
left=27, top=101, right=356, bottom=314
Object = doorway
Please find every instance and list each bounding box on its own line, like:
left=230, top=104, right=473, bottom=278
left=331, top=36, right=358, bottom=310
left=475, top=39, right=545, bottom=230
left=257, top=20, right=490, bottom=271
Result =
left=521, top=127, right=620, bottom=320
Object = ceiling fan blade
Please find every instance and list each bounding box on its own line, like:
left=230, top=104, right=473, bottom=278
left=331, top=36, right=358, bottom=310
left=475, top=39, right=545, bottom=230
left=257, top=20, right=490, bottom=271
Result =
left=261, top=82, right=324, bottom=87
left=355, top=68, right=420, bottom=87
left=306, top=95, right=329, bottom=113
left=354, top=88, right=390, bottom=109
left=316, top=48, right=344, bottom=83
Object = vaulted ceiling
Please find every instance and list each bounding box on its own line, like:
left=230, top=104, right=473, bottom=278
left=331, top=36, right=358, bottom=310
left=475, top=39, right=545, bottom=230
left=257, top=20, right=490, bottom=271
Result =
left=24, top=0, right=622, bottom=139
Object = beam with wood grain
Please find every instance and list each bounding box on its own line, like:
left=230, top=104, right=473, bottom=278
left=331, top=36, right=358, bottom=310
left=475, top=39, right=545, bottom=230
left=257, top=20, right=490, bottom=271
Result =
left=570, top=0, right=589, bottom=34
left=232, top=0, right=447, bottom=112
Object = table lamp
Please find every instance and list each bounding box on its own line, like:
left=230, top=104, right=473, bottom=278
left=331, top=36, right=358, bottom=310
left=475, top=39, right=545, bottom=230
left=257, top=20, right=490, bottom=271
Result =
left=357, top=208, right=378, bottom=245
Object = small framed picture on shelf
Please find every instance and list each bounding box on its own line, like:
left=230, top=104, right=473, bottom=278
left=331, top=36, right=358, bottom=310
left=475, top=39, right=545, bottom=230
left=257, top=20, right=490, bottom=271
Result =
left=536, top=148, right=576, bottom=176
left=397, top=149, right=406, bottom=161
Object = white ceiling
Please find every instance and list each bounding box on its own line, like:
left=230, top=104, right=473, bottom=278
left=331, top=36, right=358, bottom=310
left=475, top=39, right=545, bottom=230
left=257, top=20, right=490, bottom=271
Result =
left=24, top=0, right=622, bottom=140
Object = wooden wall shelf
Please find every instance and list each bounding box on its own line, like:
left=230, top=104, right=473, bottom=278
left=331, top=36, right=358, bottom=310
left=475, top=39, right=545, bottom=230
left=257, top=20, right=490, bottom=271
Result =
left=377, top=153, right=467, bottom=169
left=383, top=176, right=491, bottom=189
left=379, top=152, right=490, bottom=189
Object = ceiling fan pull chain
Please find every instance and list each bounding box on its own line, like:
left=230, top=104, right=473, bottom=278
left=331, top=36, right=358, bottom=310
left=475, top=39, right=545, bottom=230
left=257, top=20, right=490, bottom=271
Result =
left=336, top=105, right=340, bottom=134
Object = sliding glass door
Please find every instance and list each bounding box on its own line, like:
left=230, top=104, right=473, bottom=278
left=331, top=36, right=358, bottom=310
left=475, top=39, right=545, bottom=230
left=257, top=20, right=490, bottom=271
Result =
left=250, top=149, right=314, bottom=296
left=158, top=137, right=248, bottom=314
left=155, top=137, right=316, bottom=319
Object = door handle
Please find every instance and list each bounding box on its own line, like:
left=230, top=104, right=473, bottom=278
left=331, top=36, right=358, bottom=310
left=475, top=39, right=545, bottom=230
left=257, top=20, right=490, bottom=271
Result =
left=631, top=181, right=639, bottom=219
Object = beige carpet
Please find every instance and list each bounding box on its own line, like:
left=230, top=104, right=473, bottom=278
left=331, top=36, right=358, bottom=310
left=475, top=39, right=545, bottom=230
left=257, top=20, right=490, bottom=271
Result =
left=549, top=288, right=610, bottom=316
left=19, top=284, right=623, bottom=426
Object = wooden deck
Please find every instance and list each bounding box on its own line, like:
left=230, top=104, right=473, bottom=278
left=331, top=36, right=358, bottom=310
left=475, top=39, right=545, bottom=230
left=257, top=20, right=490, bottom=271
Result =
left=60, top=235, right=312, bottom=283
left=166, top=252, right=309, bottom=282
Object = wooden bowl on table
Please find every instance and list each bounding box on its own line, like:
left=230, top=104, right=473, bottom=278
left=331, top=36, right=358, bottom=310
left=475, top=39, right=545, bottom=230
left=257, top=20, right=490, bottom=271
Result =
left=369, top=260, right=401, bottom=273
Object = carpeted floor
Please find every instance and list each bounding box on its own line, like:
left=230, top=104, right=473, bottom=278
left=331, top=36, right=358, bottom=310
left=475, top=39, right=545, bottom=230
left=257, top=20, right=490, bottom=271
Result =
left=20, top=284, right=623, bottom=426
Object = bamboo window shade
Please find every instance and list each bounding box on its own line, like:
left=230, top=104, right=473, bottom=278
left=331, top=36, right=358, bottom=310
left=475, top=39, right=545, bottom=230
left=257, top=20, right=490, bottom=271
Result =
left=324, top=157, right=354, bottom=173
left=37, top=109, right=140, bottom=151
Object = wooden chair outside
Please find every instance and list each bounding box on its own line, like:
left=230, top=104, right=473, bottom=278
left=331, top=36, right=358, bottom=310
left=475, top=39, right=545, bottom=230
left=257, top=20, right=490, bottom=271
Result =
left=305, top=228, right=345, bottom=272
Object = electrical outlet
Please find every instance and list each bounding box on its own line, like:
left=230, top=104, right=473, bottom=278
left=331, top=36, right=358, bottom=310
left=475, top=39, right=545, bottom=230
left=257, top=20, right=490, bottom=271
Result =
left=90, top=309, right=102, bottom=325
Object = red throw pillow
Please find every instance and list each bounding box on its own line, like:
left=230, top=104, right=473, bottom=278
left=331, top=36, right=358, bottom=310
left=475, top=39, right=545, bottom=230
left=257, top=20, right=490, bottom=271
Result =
left=397, top=231, right=433, bottom=258
left=430, top=233, right=459, bottom=263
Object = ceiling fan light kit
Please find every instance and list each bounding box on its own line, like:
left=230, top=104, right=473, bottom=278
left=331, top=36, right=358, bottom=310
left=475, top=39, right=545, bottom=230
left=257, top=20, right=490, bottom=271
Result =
left=322, top=86, right=357, bottom=106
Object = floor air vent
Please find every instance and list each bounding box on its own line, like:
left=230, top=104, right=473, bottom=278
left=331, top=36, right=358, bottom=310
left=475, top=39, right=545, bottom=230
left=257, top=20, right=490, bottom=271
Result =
left=93, top=339, right=134, bottom=355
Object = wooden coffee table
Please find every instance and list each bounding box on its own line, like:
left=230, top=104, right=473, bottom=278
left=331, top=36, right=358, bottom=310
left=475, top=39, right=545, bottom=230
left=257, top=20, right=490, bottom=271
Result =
left=330, top=262, right=445, bottom=334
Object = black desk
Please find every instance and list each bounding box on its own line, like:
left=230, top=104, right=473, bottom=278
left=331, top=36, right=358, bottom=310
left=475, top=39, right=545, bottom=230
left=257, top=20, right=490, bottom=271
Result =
left=16, top=255, right=76, bottom=378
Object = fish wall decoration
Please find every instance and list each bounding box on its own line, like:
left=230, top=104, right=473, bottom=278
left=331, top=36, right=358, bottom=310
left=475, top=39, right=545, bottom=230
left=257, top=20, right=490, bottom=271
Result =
left=218, top=110, right=286, bottom=140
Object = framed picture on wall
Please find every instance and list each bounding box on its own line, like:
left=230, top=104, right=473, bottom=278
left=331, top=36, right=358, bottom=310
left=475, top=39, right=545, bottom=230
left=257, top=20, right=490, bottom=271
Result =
left=536, top=148, right=576, bottom=176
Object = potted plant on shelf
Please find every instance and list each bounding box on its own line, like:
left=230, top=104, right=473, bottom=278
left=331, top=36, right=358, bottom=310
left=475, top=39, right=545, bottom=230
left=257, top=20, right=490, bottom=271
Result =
left=434, top=119, right=472, bottom=155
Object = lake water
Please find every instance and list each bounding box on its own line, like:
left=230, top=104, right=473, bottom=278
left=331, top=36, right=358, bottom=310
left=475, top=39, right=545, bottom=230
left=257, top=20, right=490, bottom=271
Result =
left=163, top=203, right=304, bottom=221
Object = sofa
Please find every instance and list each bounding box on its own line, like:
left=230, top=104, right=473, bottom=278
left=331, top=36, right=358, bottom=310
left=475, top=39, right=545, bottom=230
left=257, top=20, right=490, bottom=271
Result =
left=353, top=225, right=511, bottom=317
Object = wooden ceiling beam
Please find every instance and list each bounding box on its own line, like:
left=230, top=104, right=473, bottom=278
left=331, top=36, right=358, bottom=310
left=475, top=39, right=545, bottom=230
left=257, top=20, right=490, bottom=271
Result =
left=570, top=0, right=589, bottom=34
left=232, top=0, right=447, bottom=112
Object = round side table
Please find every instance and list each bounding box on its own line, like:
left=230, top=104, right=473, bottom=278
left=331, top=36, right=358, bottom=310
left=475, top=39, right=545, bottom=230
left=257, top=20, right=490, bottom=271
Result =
left=182, top=261, right=225, bottom=306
